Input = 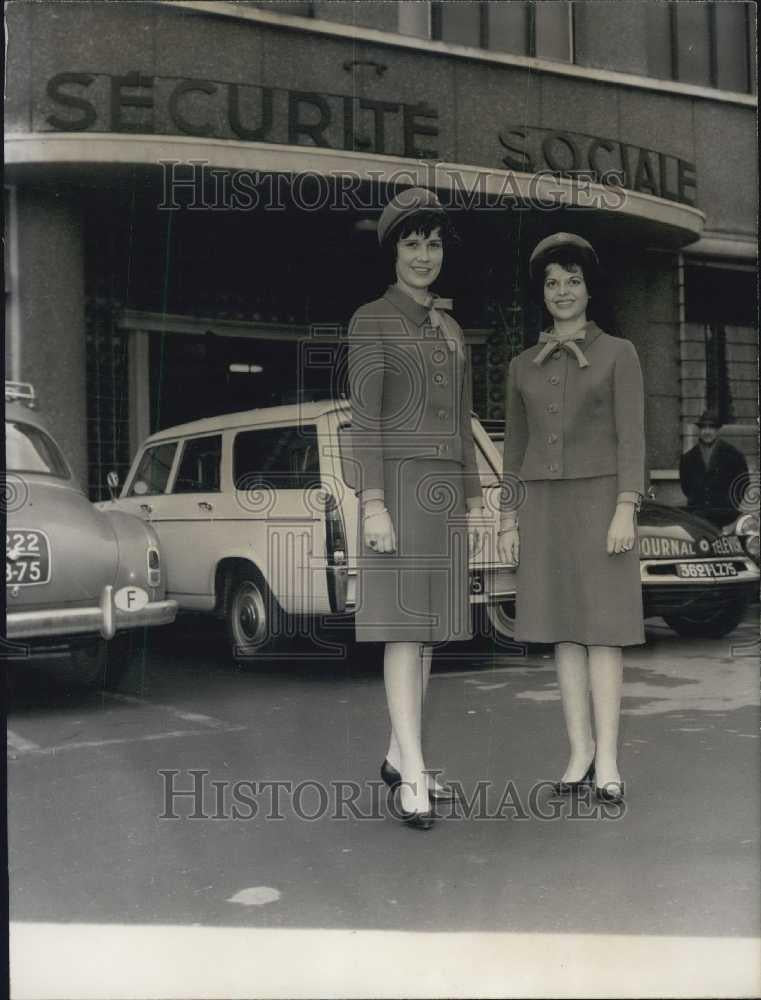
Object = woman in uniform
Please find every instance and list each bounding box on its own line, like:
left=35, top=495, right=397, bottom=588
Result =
left=497, top=233, right=645, bottom=803
left=347, top=187, right=486, bottom=829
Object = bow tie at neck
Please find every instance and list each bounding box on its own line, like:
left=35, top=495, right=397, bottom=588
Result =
left=533, top=329, right=590, bottom=368
left=426, top=295, right=453, bottom=334
left=424, top=295, right=454, bottom=312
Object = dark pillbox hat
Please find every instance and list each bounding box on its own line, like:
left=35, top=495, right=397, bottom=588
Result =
left=529, top=232, right=599, bottom=278
left=377, top=187, right=445, bottom=245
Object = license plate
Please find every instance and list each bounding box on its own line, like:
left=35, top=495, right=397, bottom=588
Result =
left=676, top=561, right=738, bottom=579
left=6, top=529, right=51, bottom=586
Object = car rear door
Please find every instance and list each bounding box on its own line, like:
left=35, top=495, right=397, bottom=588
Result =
left=228, top=422, right=334, bottom=616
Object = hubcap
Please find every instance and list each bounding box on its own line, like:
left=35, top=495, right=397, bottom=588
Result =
left=235, top=583, right=267, bottom=645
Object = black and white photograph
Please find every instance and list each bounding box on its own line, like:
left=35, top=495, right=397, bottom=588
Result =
left=3, top=1, right=759, bottom=996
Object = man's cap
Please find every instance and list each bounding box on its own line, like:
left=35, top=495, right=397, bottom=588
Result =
left=696, top=410, right=722, bottom=427
left=529, top=232, right=599, bottom=278
left=377, top=187, right=446, bottom=245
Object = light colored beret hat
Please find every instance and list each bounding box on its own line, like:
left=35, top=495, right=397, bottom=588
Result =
left=377, top=187, right=446, bottom=245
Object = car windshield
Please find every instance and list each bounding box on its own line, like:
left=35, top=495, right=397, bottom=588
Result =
left=5, top=420, right=70, bottom=478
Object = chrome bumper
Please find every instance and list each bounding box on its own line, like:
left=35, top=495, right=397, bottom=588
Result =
left=6, top=585, right=177, bottom=641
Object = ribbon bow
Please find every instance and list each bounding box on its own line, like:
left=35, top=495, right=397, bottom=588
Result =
left=533, top=330, right=589, bottom=369
left=426, top=296, right=458, bottom=353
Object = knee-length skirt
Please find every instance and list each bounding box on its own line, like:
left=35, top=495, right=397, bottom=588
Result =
left=355, top=457, right=472, bottom=644
left=515, top=475, right=645, bottom=646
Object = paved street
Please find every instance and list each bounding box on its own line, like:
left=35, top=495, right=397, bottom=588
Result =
left=7, top=610, right=761, bottom=998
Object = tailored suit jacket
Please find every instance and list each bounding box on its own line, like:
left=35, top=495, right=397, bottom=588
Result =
left=501, top=322, right=645, bottom=514
left=679, top=438, right=748, bottom=512
left=346, top=284, right=482, bottom=508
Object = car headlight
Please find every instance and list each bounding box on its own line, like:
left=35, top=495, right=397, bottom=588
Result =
left=735, top=513, right=760, bottom=537
left=745, top=534, right=760, bottom=560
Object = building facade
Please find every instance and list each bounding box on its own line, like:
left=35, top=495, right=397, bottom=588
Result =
left=5, top=0, right=758, bottom=502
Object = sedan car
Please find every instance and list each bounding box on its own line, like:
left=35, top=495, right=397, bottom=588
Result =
left=484, top=430, right=759, bottom=640
left=5, top=382, right=177, bottom=686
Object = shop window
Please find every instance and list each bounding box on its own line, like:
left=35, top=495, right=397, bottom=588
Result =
left=86, top=305, right=132, bottom=501
left=533, top=1, right=572, bottom=62
left=714, top=1, right=751, bottom=93
left=648, top=2, right=753, bottom=92
left=674, top=3, right=712, bottom=87
left=433, top=1, right=482, bottom=47
left=423, top=1, right=572, bottom=61
left=233, top=425, right=321, bottom=491
left=644, top=3, right=673, bottom=80
left=683, top=263, right=758, bottom=444
left=173, top=435, right=222, bottom=494
left=398, top=0, right=430, bottom=39
left=127, top=442, right=178, bottom=498
left=485, top=1, right=530, bottom=56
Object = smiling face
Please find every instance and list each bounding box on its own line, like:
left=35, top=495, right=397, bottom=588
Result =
left=395, top=227, right=443, bottom=295
left=698, top=423, right=719, bottom=445
left=543, top=261, right=590, bottom=326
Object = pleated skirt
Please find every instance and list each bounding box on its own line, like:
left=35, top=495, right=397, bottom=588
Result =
left=354, top=458, right=472, bottom=644
left=515, top=475, right=645, bottom=646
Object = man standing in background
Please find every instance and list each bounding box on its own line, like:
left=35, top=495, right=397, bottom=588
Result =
left=679, top=410, right=749, bottom=526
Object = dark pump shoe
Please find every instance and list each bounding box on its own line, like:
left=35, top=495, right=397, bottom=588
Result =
left=399, top=808, right=435, bottom=830
left=596, top=781, right=625, bottom=804
left=380, top=759, right=456, bottom=803
left=552, top=761, right=596, bottom=796
left=380, top=759, right=402, bottom=790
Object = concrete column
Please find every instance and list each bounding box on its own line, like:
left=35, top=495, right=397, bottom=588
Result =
left=13, top=186, right=88, bottom=487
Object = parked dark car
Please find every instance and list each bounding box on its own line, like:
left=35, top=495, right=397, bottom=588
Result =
left=485, top=430, right=759, bottom=640
left=5, top=382, right=177, bottom=686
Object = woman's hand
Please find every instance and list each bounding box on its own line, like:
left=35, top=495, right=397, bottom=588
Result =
left=363, top=503, right=396, bottom=553
left=497, top=526, right=520, bottom=565
left=607, top=503, right=637, bottom=555
left=467, top=508, right=488, bottom=559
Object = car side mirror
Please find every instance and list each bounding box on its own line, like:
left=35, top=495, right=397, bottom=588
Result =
left=106, top=470, right=120, bottom=500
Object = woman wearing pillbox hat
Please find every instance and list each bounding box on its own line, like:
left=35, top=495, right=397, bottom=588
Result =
left=346, top=187, right=486, bottom=829
left=498, top=232, right=646, bottom=805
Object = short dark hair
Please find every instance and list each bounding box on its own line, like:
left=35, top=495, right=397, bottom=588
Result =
left=531, top=245, right=599, bottom=301
left=382, top=209, right=459, bottom=270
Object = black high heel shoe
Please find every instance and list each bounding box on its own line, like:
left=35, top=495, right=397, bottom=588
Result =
left=381, top=759, right=456, bottom=803
left=383, top=767, right=435, bottom=829
left=380, top=759, right=402, bottom=790
left=398, top=807, right=435, bottom=830
left=595, top=780, right=625, bottom=804
left=552, top=760, right=596, bottom=795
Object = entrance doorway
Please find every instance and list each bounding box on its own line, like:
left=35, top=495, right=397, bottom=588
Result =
left=148, top=329, right=338, bottom=432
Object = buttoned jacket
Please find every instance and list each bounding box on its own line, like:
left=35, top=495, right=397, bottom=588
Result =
left=501, top=322, right=645, bottom=509
left=346, top=284, right=481, bottom=507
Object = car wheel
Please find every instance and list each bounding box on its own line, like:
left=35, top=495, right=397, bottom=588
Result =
left=68, top=637, right=131, bottom=690
left=663, top=600, right=748, bottom=638
left=481, top=596, right=517, bottom=640
left=223, top=571, right=281, bottom=661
